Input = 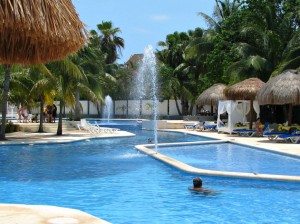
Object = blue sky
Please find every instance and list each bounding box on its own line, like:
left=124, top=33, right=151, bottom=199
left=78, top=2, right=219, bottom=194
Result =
left=73, top=0, right=215, bottom=63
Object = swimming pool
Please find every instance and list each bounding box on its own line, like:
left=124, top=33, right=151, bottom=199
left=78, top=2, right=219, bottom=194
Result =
left=157, top=143, right=300, bottom=176
left=88, top=119, right=142, bottom=130
left=0, top=131, right=299, bottom=223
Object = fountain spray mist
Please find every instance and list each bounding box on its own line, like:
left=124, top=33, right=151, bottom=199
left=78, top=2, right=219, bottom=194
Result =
left=103, top=95, right=113, bottom=123
left=136, top=45, right=158, bottom=150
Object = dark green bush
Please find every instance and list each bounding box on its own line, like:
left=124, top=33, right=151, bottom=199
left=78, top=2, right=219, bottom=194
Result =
left=4, top=121, right=20, bottom=133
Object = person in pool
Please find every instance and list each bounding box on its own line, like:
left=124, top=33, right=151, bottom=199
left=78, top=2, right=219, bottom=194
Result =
left=189, top=177, right=216, bottom=195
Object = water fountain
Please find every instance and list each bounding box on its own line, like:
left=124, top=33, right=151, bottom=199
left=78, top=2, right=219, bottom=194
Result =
left=102, top=95, right=113, bottom=123
left=135, top=45, right=158, bottom=150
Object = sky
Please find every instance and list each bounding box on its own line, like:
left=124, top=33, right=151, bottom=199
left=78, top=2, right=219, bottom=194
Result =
left=73, top=0, right=215, bottom=63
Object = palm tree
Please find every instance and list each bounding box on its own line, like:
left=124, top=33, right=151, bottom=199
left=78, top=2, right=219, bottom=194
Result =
left=70, top=44, right=105, bottom=120
left=198, top=0, right=241, bottom=31
left=157, top=31, right=195, bottom=115
left=47, top=59, right=99, bottom=135
left=29, top=64, right=56, bottom=132
left=96, top=21, right=125, bottom=64
left=226, top=1, right=298, bottom=82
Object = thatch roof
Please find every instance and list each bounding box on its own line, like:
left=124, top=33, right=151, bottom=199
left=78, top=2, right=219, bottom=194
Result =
left=257, top=70, right=300, bottom=105
left=0, top=0, right=86, bottom=65
left=225, top=78, right=265, bottom=100
left=196, top=83, right=227, bottom=106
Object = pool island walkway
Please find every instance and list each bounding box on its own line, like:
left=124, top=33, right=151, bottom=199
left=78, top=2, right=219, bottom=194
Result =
left=179, top=129, right=300, bottom=157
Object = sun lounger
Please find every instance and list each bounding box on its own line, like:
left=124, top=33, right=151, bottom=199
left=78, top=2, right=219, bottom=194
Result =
left=233, top=128, right=256, bottom=137
left=77, top=119, right=100, bottom=133
left=203, top=121, right=217, bottom=131
left=78, top=119, right=119, bottom=134
left=93, top=121, right=120, bottom=133
left=276, top=132, right=300, bottom=143
left=263, top=130, right=287, bottom=140
left=184, top=122, right=201, bottom=131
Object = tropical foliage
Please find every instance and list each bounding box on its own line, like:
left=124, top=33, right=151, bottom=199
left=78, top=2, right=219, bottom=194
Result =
left=0, top=20, right=125, bottom=135
left=1, top=0, right=299, bottom=133
left=157, top=0, right=300, bottom=115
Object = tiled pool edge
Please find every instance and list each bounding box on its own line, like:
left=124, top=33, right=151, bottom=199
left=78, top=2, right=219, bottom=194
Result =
left=135, top=141, right=300, bottom=182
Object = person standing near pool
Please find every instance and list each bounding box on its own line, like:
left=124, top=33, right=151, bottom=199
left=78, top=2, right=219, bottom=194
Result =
left=189, top=177, right=216, bottom=195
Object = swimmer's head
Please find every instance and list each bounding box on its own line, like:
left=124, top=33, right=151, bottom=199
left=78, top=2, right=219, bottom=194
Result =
left=193, top=177, right=202, bottom=188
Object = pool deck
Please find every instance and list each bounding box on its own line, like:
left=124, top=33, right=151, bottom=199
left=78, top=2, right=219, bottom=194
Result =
left=0, top=204, right=109, bottom=224
left=0, top=130, right=135, bottom=145
left=178, top=129, right=300, bottom=157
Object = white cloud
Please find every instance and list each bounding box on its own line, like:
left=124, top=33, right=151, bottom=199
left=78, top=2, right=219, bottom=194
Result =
left=150, top=14, right=170, bottom=22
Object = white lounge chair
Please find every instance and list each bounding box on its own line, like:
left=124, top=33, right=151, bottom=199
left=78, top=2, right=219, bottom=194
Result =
left=93, top=121, right=120, bottom=133
left=78, top=119, right=119, bottom=134
left=77, top=119, right=100, bottom=133
left=184, top=122, right=203, bottom=131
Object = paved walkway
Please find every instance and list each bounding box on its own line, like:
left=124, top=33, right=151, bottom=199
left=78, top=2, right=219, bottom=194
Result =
left=178, top=129, right=300, bottom=157
left=0, top=204, right=109, bottom=224
left=0, top=130, right=135, bottom=145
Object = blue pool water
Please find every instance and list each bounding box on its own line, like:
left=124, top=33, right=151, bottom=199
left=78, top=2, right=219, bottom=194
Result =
left=158, top=143, right=300, bottom=176
left=0, top=131, right=299, bottom=223
left=88, top=119, right=142, bottom=130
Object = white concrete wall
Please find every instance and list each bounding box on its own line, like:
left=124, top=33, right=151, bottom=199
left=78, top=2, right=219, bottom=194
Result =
left=9, top=99, right=202, bottom=117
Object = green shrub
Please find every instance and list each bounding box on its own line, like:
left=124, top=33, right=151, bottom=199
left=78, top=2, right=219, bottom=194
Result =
left=5, top=121, right=20, bottom=133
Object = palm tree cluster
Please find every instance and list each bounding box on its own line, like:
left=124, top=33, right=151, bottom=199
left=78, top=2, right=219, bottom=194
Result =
left=0, top=21, right=124, bottom=136
left=157, top=0, right=299, bottom=115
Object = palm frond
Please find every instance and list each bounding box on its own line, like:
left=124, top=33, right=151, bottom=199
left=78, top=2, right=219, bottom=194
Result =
left=198, top=12, right=219, bottom=29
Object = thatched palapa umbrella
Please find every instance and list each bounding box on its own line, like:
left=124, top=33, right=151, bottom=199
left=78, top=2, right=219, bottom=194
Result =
left=196, top=84, right=227, bottom=113
left=0, top=0, right=86, bottom=140
left=225, top=78, right=265, bottom=129
left=257, top=70, right=300, bottom=125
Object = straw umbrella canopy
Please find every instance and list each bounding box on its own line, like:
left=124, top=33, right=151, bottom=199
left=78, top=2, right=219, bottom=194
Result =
left=0, top=0, right=86, bottom=140
left=257, top=70, right=300, bottom=125
left=224, top=78, right=265, bottom=129
left=196, top=84, right=227, bottom=113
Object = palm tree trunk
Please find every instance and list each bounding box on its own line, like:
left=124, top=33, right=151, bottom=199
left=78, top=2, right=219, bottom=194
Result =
left=74, top=90, right=81, bottom=121
left=189, top=104, right=194, bottom=115
left=139, top=99, right=142, bottom=118
left=38, top=96, right=44, bottom=132
left=181, top=98, right=189, bottom=116
left=96, top=102, right=101, bottom=117
left=174, top=95, right=182, bottom=116
left=57, top=100, right=64, bottom=136
left=126, top=100, right=129, bottom=117
left=167, top=99, right=170, bottom=116
left=0, top=65, right=12, bottom=140
left=249, top=100, right=254, bottom=129
left=288, top=104, right=293, bottom=126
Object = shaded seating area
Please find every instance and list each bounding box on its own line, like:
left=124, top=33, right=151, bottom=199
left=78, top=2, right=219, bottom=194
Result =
left=217, top=100, right=260, bottom=134
left=257, top=70, right=300, bottom=143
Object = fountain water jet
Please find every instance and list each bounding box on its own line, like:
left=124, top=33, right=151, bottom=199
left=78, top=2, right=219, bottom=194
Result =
left=135, top=45, right=158, bottom=150
left=102, top=95, right=113, bottom=123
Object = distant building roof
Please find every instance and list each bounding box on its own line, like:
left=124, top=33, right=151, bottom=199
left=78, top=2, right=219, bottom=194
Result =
left=125, top=54, right=143, bottom=70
